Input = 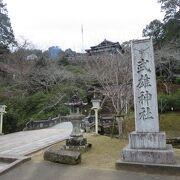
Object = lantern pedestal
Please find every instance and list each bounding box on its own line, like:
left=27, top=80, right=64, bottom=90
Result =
left=64, top=115, right=91, bottom=152
left=65, top=137, right=90, bottom=152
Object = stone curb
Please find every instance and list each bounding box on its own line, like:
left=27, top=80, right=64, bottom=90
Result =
left=0, top=136, right=69, bottom=175
left=0, top=155, right=31, bottom=175
left=116, top=160, right=180, bottom=176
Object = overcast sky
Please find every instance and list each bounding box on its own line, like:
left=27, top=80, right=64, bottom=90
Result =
left=4, top=0, right=164, bottom=52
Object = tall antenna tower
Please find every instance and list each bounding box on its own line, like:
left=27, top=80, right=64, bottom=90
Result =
left=81, top=24, right=84, bottom=53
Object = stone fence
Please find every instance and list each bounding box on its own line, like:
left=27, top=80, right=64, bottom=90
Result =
left=24, top=116, right=70, bottom=130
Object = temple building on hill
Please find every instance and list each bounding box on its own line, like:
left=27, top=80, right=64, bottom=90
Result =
left=85, top=39, right=123, bottom=56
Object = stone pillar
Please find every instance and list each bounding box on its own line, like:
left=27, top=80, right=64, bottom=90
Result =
left=70, top=116, right=83, bottom=137
left=115, top=116, right=124, bottom=137
left=94, top=109, right=98, bottom=134
left=0, top=105, right=6, bottom=135
left=0, top=113, right=3, bottom=134
left=91, top=99, right=101, bottom=135
left=120, top=39, right=175, bottom=164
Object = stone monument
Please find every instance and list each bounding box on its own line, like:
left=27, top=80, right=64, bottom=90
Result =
left=119, top=39, right=175, bottom=164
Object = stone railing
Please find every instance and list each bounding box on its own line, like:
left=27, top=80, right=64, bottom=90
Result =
left=24, top=116, right=70, bottom=130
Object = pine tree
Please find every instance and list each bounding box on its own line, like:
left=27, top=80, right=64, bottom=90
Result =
left=158, top=0, right=180, bottom=22
left=0, top=0, right=16, bottom=53
left=143, top=0, right=180, bottom=44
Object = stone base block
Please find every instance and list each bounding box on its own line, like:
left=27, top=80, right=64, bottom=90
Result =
left=65, top=137, right=91, bottom=152
left=116, top=160, right=180, bottom=175
left=44, top=149, right=81, bottom=165
left=64, top=143, right=91, bottom=152
left=66, top=137, right=87, bottom=146
left=122, top=144, right=175, bottom=164
left=129, top=131, right=166, bottom=149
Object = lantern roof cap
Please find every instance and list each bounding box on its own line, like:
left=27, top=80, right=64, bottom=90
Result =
left=65, top=95, right=87, bottom=107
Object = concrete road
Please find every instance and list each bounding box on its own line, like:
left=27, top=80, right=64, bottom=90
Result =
left=0, top=122, right=72, bottom=156
left=1, top=160, right=179, bottom=180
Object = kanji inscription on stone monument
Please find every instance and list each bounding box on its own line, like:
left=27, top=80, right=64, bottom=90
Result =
left=117, top=39, right=175, bottom=165
left=131, top=39, right=159, bottom=132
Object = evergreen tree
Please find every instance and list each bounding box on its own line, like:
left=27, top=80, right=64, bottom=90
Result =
left=158, top=0, right=180, bottom=22
left=143, top=0, right=180, bottom=44
left=0, top=0, right=16, bottom=53
left=142, top=19, right=164, bottom=42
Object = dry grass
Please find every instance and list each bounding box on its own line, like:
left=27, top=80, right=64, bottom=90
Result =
left=31, top=133, right=180, bottom=170
left=159, top=112, right=180, bottom=138
left=31, top=134, right=128, bottom=170
left=174, top=149, right=180, bottom=163
left=79, top=134, right=128, bottom=169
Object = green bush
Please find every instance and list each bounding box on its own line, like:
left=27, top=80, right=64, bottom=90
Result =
left=66, top=65, right=85, bottom=75
left=58, top=57, right=69, bottom=66
left=158, top=90, right=180, bottom=112
left=175, top=77, right=180, bottom=85
left=3, top=113, right=19, bottom=134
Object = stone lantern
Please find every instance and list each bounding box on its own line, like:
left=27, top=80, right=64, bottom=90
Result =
left=65, top=95, right=90, bottom=151
left=0, top=105, right=7, bottom=134
left=91, top=98, right=101, bottom=134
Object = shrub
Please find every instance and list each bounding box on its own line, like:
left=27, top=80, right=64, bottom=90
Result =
left=3, top=113, right=19, bottom=134
left=158, top=90, right=180, bottom=112
left=175, top=77, right=180, bottom=85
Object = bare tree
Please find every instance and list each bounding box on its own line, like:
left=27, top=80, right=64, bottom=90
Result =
left=20, top=61, right=73, bottom=93
left=0, top=38, right=36, bottom=81
left=155, top=42, right=180, bottom=94
left=84, top=51, right=133, bottom=136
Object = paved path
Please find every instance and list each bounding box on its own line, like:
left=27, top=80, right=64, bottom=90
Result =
left=0, top=123, right=179, bottom=179
left=0, top=122, right=72, bottom=156
left=1, top=160, right=179, bottom=180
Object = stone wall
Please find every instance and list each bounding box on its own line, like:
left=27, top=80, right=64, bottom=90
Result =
left=24, top=116, right=70, bottom=130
